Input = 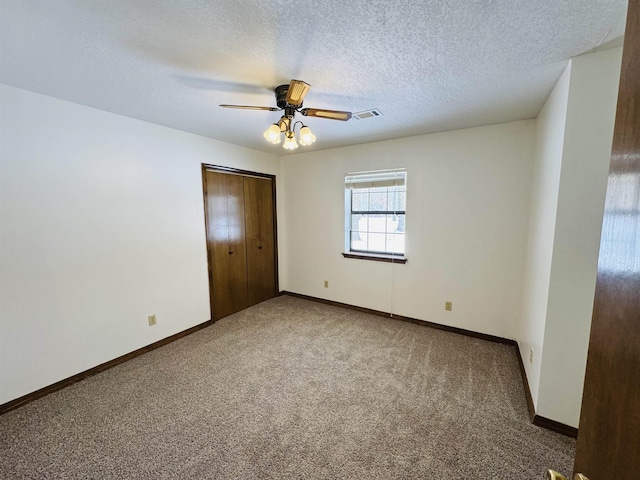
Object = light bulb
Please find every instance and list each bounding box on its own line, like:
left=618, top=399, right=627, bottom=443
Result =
left=299, top=125, right=316, bottom=146
left=283, top=131, right=298, bottom=150
left=263, top=124, right=281, bottom=144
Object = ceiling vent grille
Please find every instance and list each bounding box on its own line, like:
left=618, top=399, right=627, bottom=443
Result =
left=353, top=108, right=383, bottom=120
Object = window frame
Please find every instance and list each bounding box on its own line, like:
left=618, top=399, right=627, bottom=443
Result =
left=343, top=169, right=407, bottom=264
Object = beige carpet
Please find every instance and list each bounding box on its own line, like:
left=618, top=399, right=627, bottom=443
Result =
left=0, top=295, right=575, bottom=479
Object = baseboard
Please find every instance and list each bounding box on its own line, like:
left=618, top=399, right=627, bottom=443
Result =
left=0, top=319, right=213, bottom=416
left=514, top=343, right=578, bottom=438
left=515, top=343, right=537, bottom=422
left=281, top=291, right=516, bottom=345
left=282, top=291, right=579, bottom=439
left=533, top=414, right=578, bottom=438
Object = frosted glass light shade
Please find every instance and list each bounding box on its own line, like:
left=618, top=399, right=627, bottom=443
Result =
left=283, top=131, right=298, bottom=150
left=299, top=125, right=316, bottom=146
left=263, top=124, right=281, bottom=144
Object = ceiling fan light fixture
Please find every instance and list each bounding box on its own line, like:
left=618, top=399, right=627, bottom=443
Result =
left=283, top=131, right=299, bottom=150
left=263, top=123, right=281, bottom=144
left=220, top=78, right=355, bottom=149
left=298, top=125, right=316, bottom=146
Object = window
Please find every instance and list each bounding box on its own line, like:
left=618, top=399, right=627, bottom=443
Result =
left=344, top=169, right=407, bottom=262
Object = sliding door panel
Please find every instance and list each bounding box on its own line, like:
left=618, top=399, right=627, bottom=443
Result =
left=244, top=176, right=276, bottom=306
left=205, top=171, right=248, bottom=320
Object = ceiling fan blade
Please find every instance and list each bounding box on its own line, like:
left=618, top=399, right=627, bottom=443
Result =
left=285, top=79, right=311, bottom=106
left=219, top=104, right=280, bottom=111
left=299, top=108, right=352, bottom=121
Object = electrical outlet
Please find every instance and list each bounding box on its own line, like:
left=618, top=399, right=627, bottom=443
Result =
left=529, top=348, right=534, bottom=365
left=148, top=314, right=157, bottom=326
left=445, top=301, right=452, bottom=311
left=324, top=280, right=329, bottom=288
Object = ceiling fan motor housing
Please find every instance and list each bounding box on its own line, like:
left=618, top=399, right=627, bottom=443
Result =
left=275, top=84, right=296, bottom=109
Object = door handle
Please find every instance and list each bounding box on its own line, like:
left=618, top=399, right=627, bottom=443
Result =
left=546, top=470, right=589, bottom=480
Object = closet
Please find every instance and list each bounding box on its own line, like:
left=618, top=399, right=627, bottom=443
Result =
left=202, top=165, right=277, bottom=321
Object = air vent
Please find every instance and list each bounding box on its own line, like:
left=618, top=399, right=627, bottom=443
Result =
left=353, top=108, right=383, bottom=120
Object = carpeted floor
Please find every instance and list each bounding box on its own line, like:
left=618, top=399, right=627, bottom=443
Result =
left=0, top=295, right=575, bottom=479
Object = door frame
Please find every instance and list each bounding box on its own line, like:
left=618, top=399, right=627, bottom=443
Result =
left=201, top=163, right=279, bottom=322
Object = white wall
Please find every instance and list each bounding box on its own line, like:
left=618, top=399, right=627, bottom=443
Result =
left=536, top=48, right=622, bottom=427
left=519, top=63, right=572, bottom=408
left=281, top=121, right=535, bottom=340
left=0, top=84, right=280, bottom=404
left=517, top=48, right=622, bottom=428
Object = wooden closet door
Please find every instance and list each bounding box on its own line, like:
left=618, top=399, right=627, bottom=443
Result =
left=243, top=176, right=276, bottom=306
left=205, top=171, right=248, bottom=320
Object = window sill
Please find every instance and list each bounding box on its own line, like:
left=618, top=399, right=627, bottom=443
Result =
left=342, top=252, right=407, bottom=264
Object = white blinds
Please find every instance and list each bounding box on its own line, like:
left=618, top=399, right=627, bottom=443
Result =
left=345, top=169, right=406, bottom=189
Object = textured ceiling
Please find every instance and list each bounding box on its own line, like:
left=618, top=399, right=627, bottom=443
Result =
left=0, top=0, right=628, bottom=154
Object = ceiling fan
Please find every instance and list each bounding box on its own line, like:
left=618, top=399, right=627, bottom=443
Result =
left=220, top=79, right=352, bottom=150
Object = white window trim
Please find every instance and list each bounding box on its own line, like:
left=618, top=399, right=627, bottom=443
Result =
left=343, top=169, right=407, bottom=263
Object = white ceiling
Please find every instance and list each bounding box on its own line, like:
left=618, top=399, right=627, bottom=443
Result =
left=0, top=1, right=628, bottom=154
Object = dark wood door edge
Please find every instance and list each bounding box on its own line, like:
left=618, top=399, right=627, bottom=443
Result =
left=0, top=319, right=213, bottom=416
left=573, top=2, right=640, bottom=475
